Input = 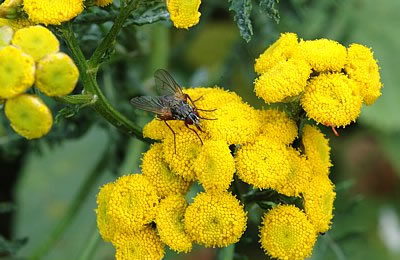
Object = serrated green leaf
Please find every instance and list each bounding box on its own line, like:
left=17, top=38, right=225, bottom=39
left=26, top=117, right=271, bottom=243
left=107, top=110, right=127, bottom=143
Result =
left=228, top=0, right=253, bottom=42
left=257, top=0, right=280, bottom=23
left=55, top=106, right=82, bottom=123
left=0, top=236, right=28, bottom=256
left=125, top=1, right=169, bottom=26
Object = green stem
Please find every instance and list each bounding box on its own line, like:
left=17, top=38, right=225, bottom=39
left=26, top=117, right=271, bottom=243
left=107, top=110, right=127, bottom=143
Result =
left=216, top=244, right=235, bottom=260
left=88, top=0, right=139, bottom=68
left=29, top=147, right=111, bottom=260
left=60, top=21, right=151, bottom=144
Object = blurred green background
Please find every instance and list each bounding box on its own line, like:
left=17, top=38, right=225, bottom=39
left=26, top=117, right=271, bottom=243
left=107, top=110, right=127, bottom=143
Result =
left=1, top=0, right=400, bottom=259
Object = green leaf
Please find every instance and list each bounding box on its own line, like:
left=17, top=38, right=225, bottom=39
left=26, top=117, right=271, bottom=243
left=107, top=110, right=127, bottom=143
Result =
left=257, top=0, right=280, bottom=23
left=0, top=236, right=28, bottom=256
left=55, top=106, right=82, bottom=123
left=125, top=1, right=169, bottom=26
left=228, top=0, right=253, bottom=42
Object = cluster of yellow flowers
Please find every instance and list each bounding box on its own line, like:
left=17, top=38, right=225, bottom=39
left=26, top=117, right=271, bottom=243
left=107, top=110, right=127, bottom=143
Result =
left=0, top=0, right=202, bottom=29
left=0, top=0, right=113, bottom=25
left=166, top=0, right=201, bottom=29
left=96, top=86, right=337, bottom=259
left=0, top=24, right=79, bottom=138
left=254, top=32, right=382, bottom=129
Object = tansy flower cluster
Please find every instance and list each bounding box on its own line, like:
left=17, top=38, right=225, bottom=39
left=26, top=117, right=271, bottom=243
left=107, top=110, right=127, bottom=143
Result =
left=95, top=34, right=381, bottom=260
left=0, top=24, right=79, bottom=139
left=96, top=84, right=336, bottom=259
left=0, top=0, right=113, bottom=25
left=254, top=32, right=382, bottom=129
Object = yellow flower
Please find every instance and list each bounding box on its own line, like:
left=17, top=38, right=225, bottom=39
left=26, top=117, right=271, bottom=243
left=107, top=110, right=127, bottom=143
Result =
left=0, top=18, right=34, bottom=30
left=141, top=143, right=191, bottom=198
left=203, top=101, right=261, bottom=145
left=11, top=25, right=59, bottom=61
left=107, top=174, right=159, bottom=232
left=301, top=124, right=332, bottom=176
left=275, top=147, right=312, bottom=197
left=255, top=33, right=299, bottom=74
left=258, top=109, right=298, bottom=145
left=143, top=87, right=245, bottom=141
left=112, top=226, right=165, bottom=260
left=254, top=58, right=312, bottom=104
left=96, top=182, right=117, bottom=242
left=303, top=174, right=336, bottom=233
left=23, top=0, right=84, bottom=25
left=155, top=195, right=192, bottom=253
left=184, top=191, right=247, bottom=247
left=0, top=24, right=13, bottom=47
left=293, top=38, right=347, bottom=72
left=345, top=43, right=382, bottom=105
left=166, top=0, right=201, bottom=29
left=35, top=52, right=79, bottom=96
left=301, top=72, right=363, bottom=127
left=5, top=94, right=52, bottom=139
left=0, top=45, right=35, bottom=99
left=96, top=0, right=113, bottom=7
left=162, top=127, right=205, bottom=181
left=143, top=118, right=187, bottom=141
left=235, top=137, right=291, bottom=190
left=194, top=140, right=235, bottom=192
left=259, top=205, right=317, bottom=260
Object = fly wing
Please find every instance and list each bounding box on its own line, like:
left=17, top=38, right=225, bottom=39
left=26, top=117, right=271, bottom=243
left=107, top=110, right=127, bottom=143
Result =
left=130, top=96, right=172, bottom=116
left=154, top=69, right=185, bottom=98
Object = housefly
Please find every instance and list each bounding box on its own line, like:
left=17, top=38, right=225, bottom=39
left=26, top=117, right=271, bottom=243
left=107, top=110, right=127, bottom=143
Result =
left=130, top=69, right=215, bottom=152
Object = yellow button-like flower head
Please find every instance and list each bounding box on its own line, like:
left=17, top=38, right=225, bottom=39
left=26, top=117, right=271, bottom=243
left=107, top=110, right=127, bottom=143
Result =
left=258, top=109, right=298, bottom=145
left=301, top=124, right=332, bottom=176
left=163, top=128, right=205, bottom=180
left=235, top=137, right=291, bottom=189
left=345, top=43, right=382, bottom=105
left=0, top=25, right=13, bottom=47
left=141, top=143, right=191, bottom=198
left=96, top=183, right=117, bottom=242
left=301, top=72, right=362, bottom=127
left=255, top=33, right=299, bottom=74
left=166, top=0, right=201, bottom=29
left=35, top=52, right=79, bottom=96
left=194, top=140, right=235, bottom=192
left=0, top=45, right=35, bottom=99
left=96, top=0, right=113, bottom=7
left=303, top=174, right=336, bottom=233
left=155, top=195, right=192, bottom=253
left=275, top=147, right=312, bottom=197
left=5, top=94, right=52, bottom=139
left=293, top=39, right=347, bottom=72
left=107, top=174, right=159, bottom=232
left=112, top=226, right=165, bottom=260
left=259, top=205, right=317, bottom=260
left=184, top=191, right=247, bottom=247
left=23, top=0, right=84, bottom=25
left=11, top=25, right=59, bottom=61
left=254, top=58, right=312, bottom=104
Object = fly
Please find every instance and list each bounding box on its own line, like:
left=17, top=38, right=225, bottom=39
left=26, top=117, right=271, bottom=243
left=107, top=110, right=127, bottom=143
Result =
left=130, top=69, right=216, bottom=152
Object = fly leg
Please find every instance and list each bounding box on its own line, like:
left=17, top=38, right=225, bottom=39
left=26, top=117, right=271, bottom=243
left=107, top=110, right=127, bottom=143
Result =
left=164, top=120, right=177, bottom=153
left=185, top=122, right=204, bottom=145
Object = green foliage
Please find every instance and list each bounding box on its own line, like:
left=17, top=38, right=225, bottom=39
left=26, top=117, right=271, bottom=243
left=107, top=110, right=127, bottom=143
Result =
left=0, top=236, right=28, bottom=257
left=257, top=0, right=280, bottom=23
left=228, top=0, right=253, bottom=42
